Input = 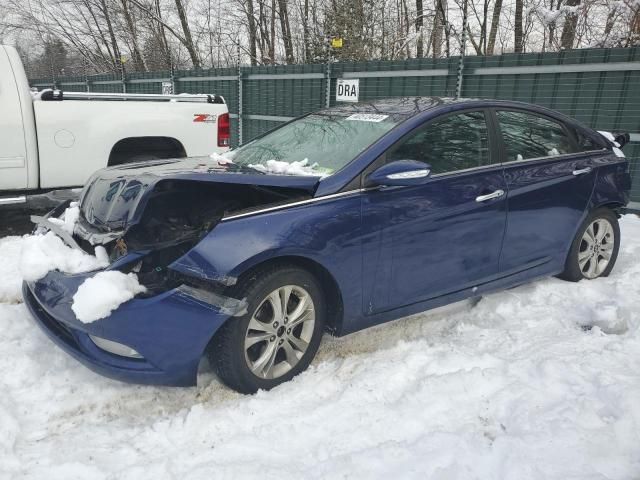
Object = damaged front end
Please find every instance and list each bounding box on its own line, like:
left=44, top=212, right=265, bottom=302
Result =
left=72, top=158, right=317, bottom=296
left=23, top=158, right=319, bottom=385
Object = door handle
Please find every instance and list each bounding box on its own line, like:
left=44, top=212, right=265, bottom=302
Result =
left=572, top=167, right=592, bottom=176
left=475, top=189, right=505, bottom=202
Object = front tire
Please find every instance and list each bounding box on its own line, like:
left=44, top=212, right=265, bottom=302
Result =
left=209, top=266, right=325, bottom=394
left=559, top=208, right=620, bottom=282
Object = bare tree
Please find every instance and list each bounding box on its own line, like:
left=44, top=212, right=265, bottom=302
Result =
left=3, top=0, right=638, bottom=73
left=559, top=0, right=580, bottom=48
left=514, top=0, right=523, bottom=52
left=278, top=0, right=294, bottom=63
left=487, top=0, right=502, bottom=54
left=174, top=0, right=200, bottom=67
left=415, top=0, right=424, bottom=56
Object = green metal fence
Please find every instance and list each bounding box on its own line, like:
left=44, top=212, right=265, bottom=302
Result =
left=30, top=47, right=640, bottom=206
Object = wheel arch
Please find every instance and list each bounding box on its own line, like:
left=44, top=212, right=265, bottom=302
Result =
left=231, top=254, right=345, bottom=336
left=108, top=136, right=186, bottom=166
left=590, top=200, right=626, bottom=216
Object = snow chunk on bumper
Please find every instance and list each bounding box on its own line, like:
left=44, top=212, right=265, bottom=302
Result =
left=72, top=271, right=146, bottom=323
left=20, top=232, right=109, bottom=282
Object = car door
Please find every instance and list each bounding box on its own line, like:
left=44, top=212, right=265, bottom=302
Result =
left=361, top=109, right=508, bottom=314
left=494, top=109, right=600, bottom=274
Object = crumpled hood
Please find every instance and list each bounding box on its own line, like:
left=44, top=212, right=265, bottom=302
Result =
left=79, top=157, right=321, bottom=231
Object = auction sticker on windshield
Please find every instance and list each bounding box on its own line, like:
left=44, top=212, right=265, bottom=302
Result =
left=345, top=114, right=389, bottom=122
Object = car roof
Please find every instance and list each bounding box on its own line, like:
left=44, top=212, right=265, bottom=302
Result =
left=317, top=97, right=460, bottom=117
left=316, top=96, right=588, bottom=128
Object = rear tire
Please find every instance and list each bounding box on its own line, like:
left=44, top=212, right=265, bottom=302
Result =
left=558, top=208, right=620, bottom=282
left=209, top=266, right=325, bottom=394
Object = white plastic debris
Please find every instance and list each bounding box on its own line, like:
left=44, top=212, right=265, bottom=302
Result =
left=47, top=202, right=80, bottom=234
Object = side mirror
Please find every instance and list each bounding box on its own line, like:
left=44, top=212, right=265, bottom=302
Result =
left=367, top=160, right=432, bottom=187
left=614, top=133, right=630, bottom=148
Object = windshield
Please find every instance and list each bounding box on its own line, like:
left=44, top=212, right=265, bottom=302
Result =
left=226, top=113, right=399, bottom=176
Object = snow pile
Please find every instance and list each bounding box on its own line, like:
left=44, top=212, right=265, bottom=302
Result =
left=72, top=271, right=146, bottom=323
left=0, top=215, right=640, bottom=478
left=17, top=201, right=108, bottom=283
left=19, top=232, right=109, bottom=282
left=0, top=237, right=24, bottom=303
left=248, top=158, right=327, bottom=176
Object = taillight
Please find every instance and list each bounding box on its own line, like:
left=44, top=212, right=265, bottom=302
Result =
left=218, top=113, right=230, bottom=147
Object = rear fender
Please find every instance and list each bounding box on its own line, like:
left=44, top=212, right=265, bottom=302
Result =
left=589, top=160, right=631, bottom=212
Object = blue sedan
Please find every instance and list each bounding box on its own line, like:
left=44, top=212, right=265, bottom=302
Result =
left=23, top=97, right=632, bottom=393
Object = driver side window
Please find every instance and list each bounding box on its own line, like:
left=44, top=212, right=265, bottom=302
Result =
left=387, top=111, right=491, bottom=175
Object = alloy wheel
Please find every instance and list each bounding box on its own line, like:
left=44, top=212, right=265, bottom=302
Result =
left=578, top=218, right=615, bottom=279
left=244, top=285, right=316, bottom=379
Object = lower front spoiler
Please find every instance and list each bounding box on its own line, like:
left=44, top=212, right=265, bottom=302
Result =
left=23, top=279, right=234, bottom=387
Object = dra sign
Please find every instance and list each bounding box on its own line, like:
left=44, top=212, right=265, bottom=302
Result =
left=336, top=79, right=359, bottom=103
left=162, top=81, right=173, bottom=95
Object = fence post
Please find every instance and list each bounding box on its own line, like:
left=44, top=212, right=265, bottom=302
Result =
left=455, top=0, right=469, bottom=99
left=170, top=63, right=176, bottom=94
left=325, top=45, right=332, bottom=108
left=121, top=62, right=127, bottom=93
left=237, top=46, right=243, bottom=146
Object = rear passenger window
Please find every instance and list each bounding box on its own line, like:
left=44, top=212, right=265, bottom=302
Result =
left=387, top=111, right=490, bottom=175
left=497, top=111, right=578, bottom=162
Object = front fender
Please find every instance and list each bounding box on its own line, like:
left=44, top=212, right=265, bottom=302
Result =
left=169, top=194, right=364, bottom=325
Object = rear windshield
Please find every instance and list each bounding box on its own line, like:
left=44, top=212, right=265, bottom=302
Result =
left=227, top=113, right=399, bottom=176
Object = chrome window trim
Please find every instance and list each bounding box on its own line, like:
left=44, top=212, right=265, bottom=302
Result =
left=427, top=148, right=609, bottom=179
left=499, top=148, right=608, bottom=167
left=430, top=163, right=498, bottom=178
left=221, top=189, right=364, bottom=222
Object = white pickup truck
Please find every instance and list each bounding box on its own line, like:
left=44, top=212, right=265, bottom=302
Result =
left=0, top=45, right=230, bottom=205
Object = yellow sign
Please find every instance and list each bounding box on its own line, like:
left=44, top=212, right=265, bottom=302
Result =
left=331, top=38, right=343, bottom=48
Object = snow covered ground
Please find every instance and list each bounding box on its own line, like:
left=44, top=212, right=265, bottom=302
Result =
left=1, top=216, right=640, bottom=479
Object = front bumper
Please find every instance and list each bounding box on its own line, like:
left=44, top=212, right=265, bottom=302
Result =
left=23, top=271, right=234, bottom=386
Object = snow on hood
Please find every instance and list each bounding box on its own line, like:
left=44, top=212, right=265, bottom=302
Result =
left=211, top=151, right=329, bottom=177
left=248, top=158, right=329, bottom=177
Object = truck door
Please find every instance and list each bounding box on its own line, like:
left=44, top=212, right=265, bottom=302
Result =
left=0, top=46, right=30, bottom=190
